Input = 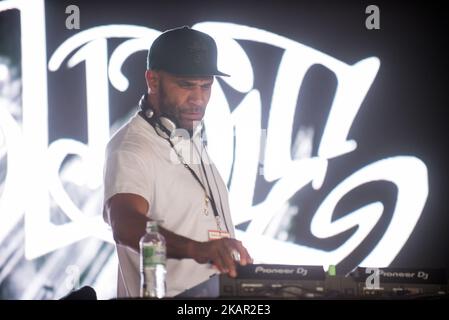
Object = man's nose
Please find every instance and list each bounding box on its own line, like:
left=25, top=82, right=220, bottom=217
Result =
left=188, top=86, right=206, bottom=106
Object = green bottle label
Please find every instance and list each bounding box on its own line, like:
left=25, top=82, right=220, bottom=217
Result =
left=143, top=245, right=166, bottom=267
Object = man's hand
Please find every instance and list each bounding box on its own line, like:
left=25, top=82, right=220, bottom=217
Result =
left=189, top=238, right=253, bottom=278
left=106, top=193, right=253, bottom=276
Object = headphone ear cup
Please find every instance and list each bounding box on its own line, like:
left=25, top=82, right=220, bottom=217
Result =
left=139, top=93, right=155, bottom=119
left=159, top=116, right=177, bottom=133
left=145, top=108, right=154, bottom=119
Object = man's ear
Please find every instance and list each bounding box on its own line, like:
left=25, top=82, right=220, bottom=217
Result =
left=145, top=70, right=159, bottom=93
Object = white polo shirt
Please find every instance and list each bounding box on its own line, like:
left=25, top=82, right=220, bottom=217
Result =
left=103, top=113, right=235, bottom=298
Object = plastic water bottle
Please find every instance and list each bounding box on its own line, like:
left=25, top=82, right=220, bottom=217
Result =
left=140, top=220, right=166, bottom=298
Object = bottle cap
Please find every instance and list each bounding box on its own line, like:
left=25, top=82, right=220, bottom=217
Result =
left=328, top=265, right=337, bottom=276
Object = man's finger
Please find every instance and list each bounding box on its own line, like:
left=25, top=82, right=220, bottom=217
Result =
left=219, top=243, right=237, bottom=277
left=211, top=251, right=227, bottom=274
left=239, top=245, right=253, bottom=265
left=229, top=240, right=252, bottom=265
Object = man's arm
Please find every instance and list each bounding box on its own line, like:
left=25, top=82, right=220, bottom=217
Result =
left=105, top=193, right=253, bottom=277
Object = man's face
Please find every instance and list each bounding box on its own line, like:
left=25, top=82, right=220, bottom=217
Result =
left=155, top=71, right=214, bottom=131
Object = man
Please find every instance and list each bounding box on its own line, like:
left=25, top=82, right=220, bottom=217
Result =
left=103, top=26, right=253, bottom=298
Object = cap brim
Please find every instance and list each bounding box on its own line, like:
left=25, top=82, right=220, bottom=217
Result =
left=214, top=70, right=230, bottom=77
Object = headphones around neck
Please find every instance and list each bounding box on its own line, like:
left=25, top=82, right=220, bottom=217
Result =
left=138, top=93, right=207, bottom=146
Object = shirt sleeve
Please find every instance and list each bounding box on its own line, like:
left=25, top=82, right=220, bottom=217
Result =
left=103, top=149, right=154, bottom=223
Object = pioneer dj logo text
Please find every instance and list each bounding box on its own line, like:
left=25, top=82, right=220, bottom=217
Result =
left=379, top=270, right=429, bottom=280
left=255, top=266, right=308, bottom=276
left=0, top=0, right=428, bottom=271
left=365, top=268, right=431, bottom=289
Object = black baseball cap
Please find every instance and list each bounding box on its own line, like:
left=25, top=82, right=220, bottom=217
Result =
left=147, top=26, right=230, bottom=77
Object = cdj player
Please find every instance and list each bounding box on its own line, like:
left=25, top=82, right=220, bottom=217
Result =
left=177, top=264, right=448, bottom=299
